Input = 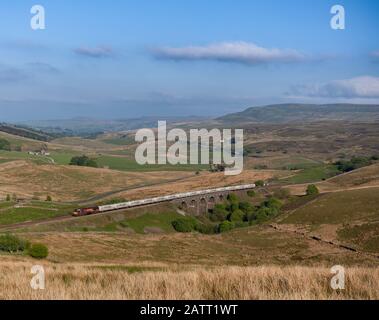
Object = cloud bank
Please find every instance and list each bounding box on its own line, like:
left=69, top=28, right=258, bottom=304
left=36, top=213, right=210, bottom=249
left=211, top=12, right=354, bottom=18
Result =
left=290, top=76, right=379, bottom=98
left=74, top=46, right=113, bottom=58
left=152, top=42, right=307, bottom=65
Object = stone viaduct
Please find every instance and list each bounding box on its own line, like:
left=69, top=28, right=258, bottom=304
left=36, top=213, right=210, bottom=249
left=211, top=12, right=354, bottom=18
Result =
left=171, top=189, right=250, bottom=216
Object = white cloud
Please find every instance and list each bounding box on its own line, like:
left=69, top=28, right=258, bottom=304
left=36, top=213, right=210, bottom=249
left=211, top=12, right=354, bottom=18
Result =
left=152, top=42, right=307, bottom=64
left=290, top=76, right=379, bottom=98
left=74, top=46, right=113, bottom=58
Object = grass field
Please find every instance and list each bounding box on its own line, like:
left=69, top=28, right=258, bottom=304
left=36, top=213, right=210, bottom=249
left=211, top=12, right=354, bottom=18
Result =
left=0, top=261, right=378, bottom=300
left=96, top=155, right=207, bottom=172
left=0, top=150, right=52, bottom=163
left=338, top=222, right=379, bottom=253
left=0, top=160, right=194, bottom=202
left=66, top=212, right=183, bottom=234
left=280, top=165, right=340, bottom=184
left=0, top=206, right=65, bottom=225
left=0, top=200, right=76, bottom=226
left=280, top=187, right=379, bottom=225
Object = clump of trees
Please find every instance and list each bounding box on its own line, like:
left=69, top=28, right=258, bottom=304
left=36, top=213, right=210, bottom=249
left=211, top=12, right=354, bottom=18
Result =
left=69, top=155, right=98, bottom=168
left=334, top=156, right=374, bottom=173
left=0, top=138, right=11, bottom=151
left=0, top=234, right=48, bottom=259
left=0, top=234, right=30, bottom=253
left=172, top=193, right=283, bottom=235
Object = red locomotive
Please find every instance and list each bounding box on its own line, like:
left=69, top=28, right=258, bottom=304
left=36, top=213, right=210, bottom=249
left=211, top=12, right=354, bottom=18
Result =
left=72, top=207, right=99, bottom=217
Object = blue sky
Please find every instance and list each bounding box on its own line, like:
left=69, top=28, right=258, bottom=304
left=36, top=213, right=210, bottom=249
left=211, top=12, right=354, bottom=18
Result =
left=1, top=0, right=379, bottom=120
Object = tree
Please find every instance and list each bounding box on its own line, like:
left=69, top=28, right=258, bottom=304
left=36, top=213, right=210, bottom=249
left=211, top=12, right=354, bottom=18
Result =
left=255, top=180, right=265, bottom=187
left=335, top=156, right=372, bottom=173
left=228, top=209, right=245, bottom=222
left=46, top=195, right=52, bottom=202
left=69, top=155, right=98, bottom=168
left=172, top=218, right=197, bottom=233
left=0, top=138, right=11, bottom=151
left=218, top=221, right=235, bottom=233
left=210, top=204, right=229, bottom=222
left=0, top=234, right=30, bottom=253
left=306, top=184, right=319, bottom=196
left=227, top=193, right=239, bottom=203
left=263, top=197, right=282, bottom=210
left=29, top=243, right=48, bottom=259
left=5, top=194, right=11, bottom=202
left=239, top=202, right=255, bottom=221
left=253, top=197, right=283, bottom=223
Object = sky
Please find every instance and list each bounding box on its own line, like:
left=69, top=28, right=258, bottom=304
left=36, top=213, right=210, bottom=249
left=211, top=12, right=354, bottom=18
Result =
left=1, top=0, right=379, bottom=121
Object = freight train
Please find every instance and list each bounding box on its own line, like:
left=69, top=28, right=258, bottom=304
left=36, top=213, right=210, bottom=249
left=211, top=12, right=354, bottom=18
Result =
left=72, top=184, right=256, bottom=217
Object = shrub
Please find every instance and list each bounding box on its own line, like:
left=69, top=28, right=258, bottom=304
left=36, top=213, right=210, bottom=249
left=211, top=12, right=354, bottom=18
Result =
left=263, top=197, right=282, bottom=210
left=210, top=204, right=229, bottom=222
left=255, top=180, right=265, bottom=187
left=69, top=155, right=98, bottom=168
left=0, top=138, right=11, bottom=151
left=218, top=221, right=235, bottom=233
left=227, top=202, right=239, bottom=212
left=0, top=234, right=30, bottom=253
left=252, top=197, right=283, bottom=223
left=306, top=184, right=319, bottom=196
left=239, top=201, right=253, bottom=213
left=254, top=207, right=279, bottom=222
left=28, top=243, right=48, bottom=259
left=46, top=195, right=52, bottom=202
left=228, top=209, right=245, bottom=222
left=172, top=218, right=197, bottom=233
left=234, top=221, right=249, bottom=229
left=227, top=193, right=239, bottom=203
left=194, top=223, right=217, bottom=234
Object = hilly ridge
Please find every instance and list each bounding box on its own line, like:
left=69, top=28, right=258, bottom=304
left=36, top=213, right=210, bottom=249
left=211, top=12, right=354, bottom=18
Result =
left=217, top=103, right=379, bottom=124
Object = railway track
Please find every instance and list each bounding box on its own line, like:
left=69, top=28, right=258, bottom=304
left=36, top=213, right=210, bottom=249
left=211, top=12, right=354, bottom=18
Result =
left=0, top=184, right=256, bottom=231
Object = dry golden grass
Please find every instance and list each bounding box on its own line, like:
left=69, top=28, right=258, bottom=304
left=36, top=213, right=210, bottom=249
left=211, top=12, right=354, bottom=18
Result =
left=0, top=259, right=378, bottom=300
left=0, top=160, right=192, bottom=201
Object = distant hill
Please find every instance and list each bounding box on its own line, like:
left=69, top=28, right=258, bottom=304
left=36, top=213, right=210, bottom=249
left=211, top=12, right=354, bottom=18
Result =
left=20, top=116, right=208, bottom=136
left=217, top=104, right=379, bottom=124
left=0, top=123, right=55, bottom=142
